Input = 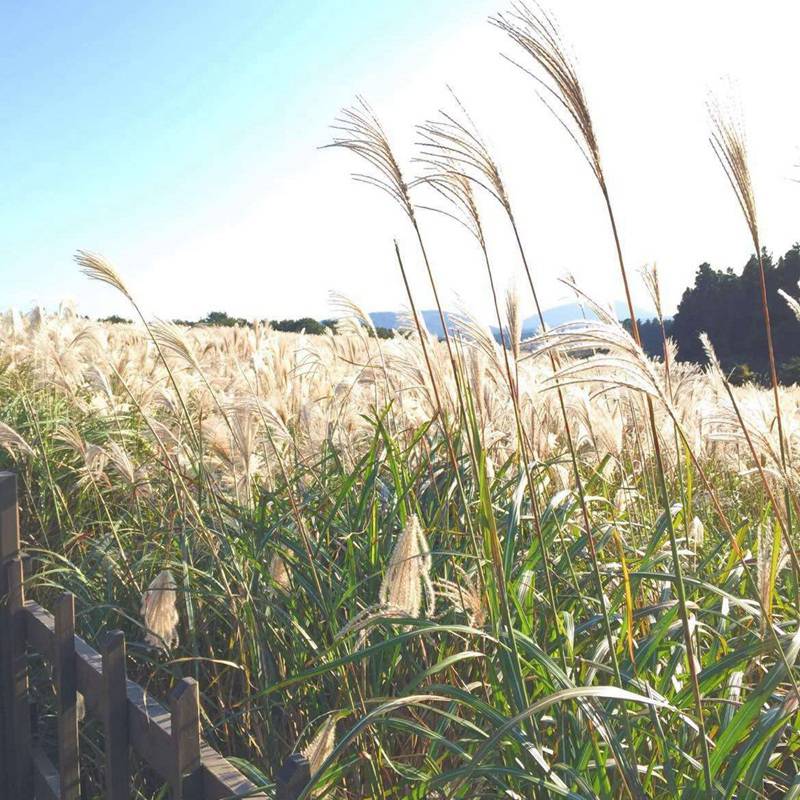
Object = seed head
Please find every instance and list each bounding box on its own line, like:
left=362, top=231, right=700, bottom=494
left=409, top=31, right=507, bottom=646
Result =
left=379, top=514, right=435, bottom=618
left=303, top=715, right=337, bottom=777
left=269, top=551, right=292, bottom=593
left=141, top=569, right=179, bottom=649
left=688, top=517, right=704, bottom=550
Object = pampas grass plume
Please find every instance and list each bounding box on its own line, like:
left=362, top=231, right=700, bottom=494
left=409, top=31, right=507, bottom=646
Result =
left=141, top=569, right=179, bottom=649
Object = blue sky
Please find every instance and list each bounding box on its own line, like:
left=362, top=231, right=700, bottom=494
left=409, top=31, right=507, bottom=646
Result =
left=1, top=0, right=490, bottom=315
left=3, top=2, right=800, bottom=322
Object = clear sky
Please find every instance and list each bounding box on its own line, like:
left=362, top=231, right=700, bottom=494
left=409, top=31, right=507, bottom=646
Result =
left=3, top=1, right=800, bottom=323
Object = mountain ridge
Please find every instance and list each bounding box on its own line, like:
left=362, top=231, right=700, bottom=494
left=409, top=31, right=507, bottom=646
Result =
left=369, top=301, right=658, bottom=339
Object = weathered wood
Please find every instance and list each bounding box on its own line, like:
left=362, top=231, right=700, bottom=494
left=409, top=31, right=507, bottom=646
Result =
left=0, top=472, right=19, bottom=562
left=5, top=557, right=33, bottom=799
left=54, top=593, right=80, bottom=800
left=275, top=753, right=311, bottom=800
left=25, top=601, right=174, bottom=778
left=0, top=471, right=20, bottom=794
left=1, top=471, right=269, bottom=798
left=22, top=601, right=268, bottom=798
left=199, top=743, right=268, bottom=800
left=31, top=746, right=60, bottom=800
left=171, top=678, right=202, bottom=799
left=100, top=630, right=129, bottom=800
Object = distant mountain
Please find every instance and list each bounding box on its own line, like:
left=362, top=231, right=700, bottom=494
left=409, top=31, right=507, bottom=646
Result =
left=512, top=301, right=659, bottom=338
left=370, top=302, right=657, bottom=341
left=369, top=310, right=459, bottom=339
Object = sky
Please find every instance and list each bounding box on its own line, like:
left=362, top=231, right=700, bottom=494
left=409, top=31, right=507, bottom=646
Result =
left=3, top=0, right=800, bottom=324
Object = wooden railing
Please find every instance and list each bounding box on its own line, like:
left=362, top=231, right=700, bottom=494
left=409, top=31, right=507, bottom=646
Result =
left=0, top=472, right=311, bottom=799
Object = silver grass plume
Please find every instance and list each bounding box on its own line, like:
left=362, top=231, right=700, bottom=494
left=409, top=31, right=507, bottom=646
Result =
left=269, top=551, right=292, bottom=594
left=708, top=96, right=758, bottom=248
left=74, top=250, right=132, bottom=301
left=141, top=569, right=179, bottom=649
left=150, top=319, right=202, bottom=372
left=379, top=514, right=435, bottom=619
left=0, top=421, right=35, bottom=459
left=779, top=285, right=800, bottom=322
left=328, top=291, right=378, bottom=337
left=505, top=284, right=523, bottom=362
left=437, top=566, right=486, bottom=627
left=337, top=515, right=435, bottom=643
left=640, top=263, right=665, bottom=323
left=451, top=306, right=505, bottom=377
left=688, top=517, right=705, bottom=550
left=414, top=149, right=486, bottom=248
left=417, top=87, right=511, bottom=213
left=491, top=3, right=604, bottom=187
left=327, top=97, right=414, bottom=219
left=302, top=715, right=337, bottom=778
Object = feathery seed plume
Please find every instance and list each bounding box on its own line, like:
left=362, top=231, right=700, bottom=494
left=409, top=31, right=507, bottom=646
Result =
left=379, top=514, right=435, bottom=619
left=74, top=250, right=132, bottom=301
left=269, top=551, right=292, bottom=594
left=688, top=517, right=705, bottom=550
left=141, top=569, right=179, bottom=649
left=302, top=715, right=337, bottom=777
left=437, top=566, right=486, bottom=627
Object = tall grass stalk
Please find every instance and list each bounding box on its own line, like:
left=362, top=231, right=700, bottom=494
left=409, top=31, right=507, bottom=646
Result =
left=493, top=3, right=714, bottom=789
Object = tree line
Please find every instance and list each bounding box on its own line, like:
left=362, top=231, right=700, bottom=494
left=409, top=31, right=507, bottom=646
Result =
left=99, top=310, right=395, bottom=338
left=99, top=243, right=800, bottom=385
left=627, top=243, right=800, bottom=385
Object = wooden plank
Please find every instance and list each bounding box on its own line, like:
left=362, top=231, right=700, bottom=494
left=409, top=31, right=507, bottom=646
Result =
left=31, top=747, right=60, bottom=800
left=22, top=601, right=267, bottom=798
left=170, top=678, right=201, bottom=799
left=54, top=593, right=80, bottom=800
left=200, top=745, right=269, bottom=799
left=124, top=678, right=176, bottom=781
left=22, top=599, right=56, bottom=660
left=5, top=557, right=33, bottom=799
left=24, top=601, right=174, bottom=780
left=100, top=630, right=129, bottom=800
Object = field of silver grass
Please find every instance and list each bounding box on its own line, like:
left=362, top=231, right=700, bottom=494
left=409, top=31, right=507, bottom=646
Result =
left=3, top=4, right=800, bottom=798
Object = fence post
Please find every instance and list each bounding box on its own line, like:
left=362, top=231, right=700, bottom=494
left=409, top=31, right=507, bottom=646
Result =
left=55, top=593, right=80, bottom=800
left=101, top=630, right=129, bottom=800
left=0, top=472, right=33, bottom=800
left=276, top=754, right=310, bottom=800
left=0, top=474, right=9, bottom=800
left=170, top=677, right=201, bottom=799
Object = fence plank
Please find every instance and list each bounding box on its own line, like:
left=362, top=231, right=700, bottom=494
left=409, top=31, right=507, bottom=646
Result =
left=55, top=593, right=80, bottom=800
left=199, top=744, right=268, bottom=800
left=4, top=557, right=33, bottom=799
left=276, top=754, right=310, bottom=800
left=100, top=630, right=129, bottom=800
left=22, top=603, right=268, bottom=798
left=0, top=471, right=20, bottom=794
left=2, top=470, right=269, bottom=799
left=171, top=678, right=201, bottom=799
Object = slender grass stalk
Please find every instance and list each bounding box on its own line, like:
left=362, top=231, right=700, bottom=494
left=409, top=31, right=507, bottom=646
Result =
left=493, top=4, right=713, bottom=790
left=708, top=99, right=799, bottom=596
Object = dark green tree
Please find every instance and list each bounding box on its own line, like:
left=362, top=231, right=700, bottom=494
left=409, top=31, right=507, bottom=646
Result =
left=672, top=244, right=800, bottom=383
left=622, top=317, right=673, bottom=359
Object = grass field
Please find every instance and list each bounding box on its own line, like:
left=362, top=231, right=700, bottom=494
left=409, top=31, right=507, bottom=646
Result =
left=2, top=4, right=800, bottom=798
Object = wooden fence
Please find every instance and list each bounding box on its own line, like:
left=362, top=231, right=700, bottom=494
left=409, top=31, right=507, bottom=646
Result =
left=0, top=471, right=311, bottom=799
